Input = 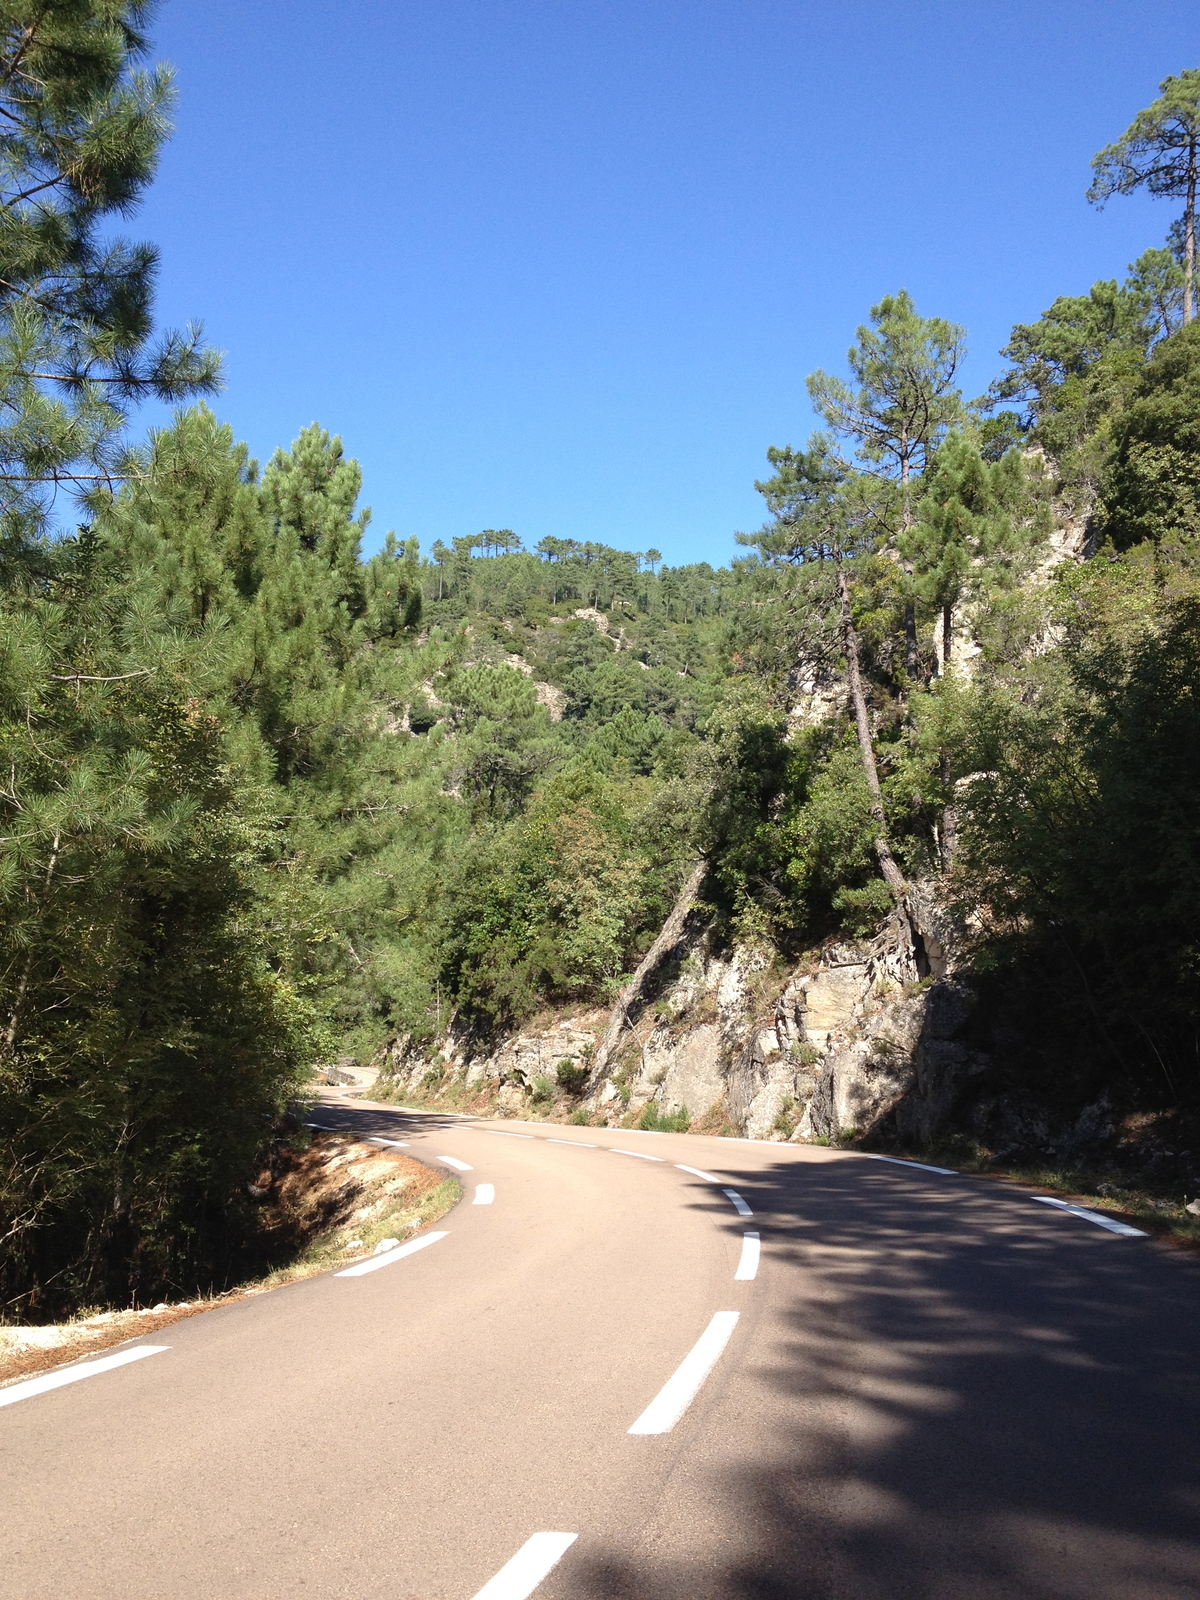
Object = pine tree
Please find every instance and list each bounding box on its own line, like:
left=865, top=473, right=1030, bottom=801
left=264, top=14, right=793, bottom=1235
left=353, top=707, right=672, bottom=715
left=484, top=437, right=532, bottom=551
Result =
left=0, top=1, right=219, bottom=545
left=103, top=405, right=267, bottom=626
left=1089, top=71, right=1200, bottom=324
left=0, top=523, right=318, bottom=1312
left=363, top=532, right=423, bottom=640
left=262, top=423, right=368, bottom=621
left=807, top=291, right=965, bottom=674
left=747, top=444, right=907, bottom=905
left=901, top=432, right=1036, bottom=669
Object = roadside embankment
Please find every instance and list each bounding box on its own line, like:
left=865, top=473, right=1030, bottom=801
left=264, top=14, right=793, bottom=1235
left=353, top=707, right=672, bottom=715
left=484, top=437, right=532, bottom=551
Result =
left=0, top=1132, right=458, bottom=1390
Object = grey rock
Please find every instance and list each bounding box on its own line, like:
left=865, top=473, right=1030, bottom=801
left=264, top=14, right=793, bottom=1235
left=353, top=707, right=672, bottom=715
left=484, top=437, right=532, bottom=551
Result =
left=922, top=980, right=976, bottom=1040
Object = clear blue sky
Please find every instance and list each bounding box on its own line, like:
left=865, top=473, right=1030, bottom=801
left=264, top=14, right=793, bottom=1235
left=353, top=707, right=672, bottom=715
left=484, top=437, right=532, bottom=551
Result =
left=136, top=0, right=1196, bottom=566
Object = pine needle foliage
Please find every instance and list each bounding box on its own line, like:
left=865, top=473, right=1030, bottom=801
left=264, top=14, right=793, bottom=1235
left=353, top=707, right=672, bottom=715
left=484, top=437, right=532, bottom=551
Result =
left=0, top=1, right=219, bottom=549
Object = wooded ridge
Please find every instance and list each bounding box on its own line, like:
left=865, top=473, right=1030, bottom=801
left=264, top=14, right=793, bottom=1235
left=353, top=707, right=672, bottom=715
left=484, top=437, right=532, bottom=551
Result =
left=2, top=11, right=1198, bottom=1314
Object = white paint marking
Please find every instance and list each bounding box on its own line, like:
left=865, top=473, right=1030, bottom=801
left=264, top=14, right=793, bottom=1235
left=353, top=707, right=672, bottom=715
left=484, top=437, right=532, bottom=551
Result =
left=368, top=1136, right=409, bottom=1148
left=335, top=1230, right=448, bottom=1276
left=304, top=1122, right=336, bottom=1131
left=437, top=1155, right=473, bottom=1171
left=676, top=1164, right=720, bottom=1183
left=723, top=1188, right=753, bottom=1216
left=865, top=1154, right=957, bottom=1176
left=474, top=1183, right=495, bottom=1205
left=628, top=1311, right=740, bottom=1434
left=548, top=1138, right=596, bottom=1147
left=611, top=1148, right=663, bottom=1162
left=468, top=1532, right=578, bottom=1600
left=485, top=1130, right=534, bottom=1139
left=0, top=1344, right=168, bottom=1410
left=735, top=1231, right=761, bottom=1281
left=1030, top=1195, right=1148, bottom=1237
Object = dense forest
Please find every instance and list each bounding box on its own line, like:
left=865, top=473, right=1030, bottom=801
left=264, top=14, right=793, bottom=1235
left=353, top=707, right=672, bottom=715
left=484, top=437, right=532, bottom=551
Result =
left=2, top=6, right=1198, bottom=1315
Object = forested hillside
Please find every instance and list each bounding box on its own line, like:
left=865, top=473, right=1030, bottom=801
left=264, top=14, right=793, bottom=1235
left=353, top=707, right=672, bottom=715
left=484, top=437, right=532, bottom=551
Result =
left=2, top=9, right=1199, bottom=1314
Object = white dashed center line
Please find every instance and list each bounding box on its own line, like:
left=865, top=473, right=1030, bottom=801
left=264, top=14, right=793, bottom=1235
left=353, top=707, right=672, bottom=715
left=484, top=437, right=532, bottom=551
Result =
left=547, top=1138, right=596, bottom=1147
left=468, top=1532, right=578, bottom=1600
left=367, top=1136, right=409, bottom=1148
left=734, top=1231, right=761, bottom=1280
left=335, top=1231, right=448, bottom=1277
left=676, top=1164, right=720, bottom=1182
left=723, top=1188, right=753, bottom=1216
left=484, top=1130, right=534, bottom=1139
left=611, top=1149, right=663, bottom=1162
left=0, top=1344, right=169, bottom=1410
left=438, top=1155, right=473, bottom=1171
left=473, top=1184, right=495, bottom=1205
left=627, top=1311, right=740, bottom=1435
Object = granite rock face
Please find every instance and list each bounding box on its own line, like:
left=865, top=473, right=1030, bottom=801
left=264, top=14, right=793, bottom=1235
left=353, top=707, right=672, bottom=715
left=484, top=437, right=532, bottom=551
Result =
left=381, top=1013, right=603, bottom=1107
left=378, top=886, right=986, bottom=1145
left=587, top=890, right=986, bottom=1143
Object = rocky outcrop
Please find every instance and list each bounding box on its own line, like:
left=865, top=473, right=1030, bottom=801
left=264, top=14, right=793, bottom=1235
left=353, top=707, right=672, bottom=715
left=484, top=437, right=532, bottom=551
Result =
left=378, top=882, right=988, bottom=1147
left=382, top=1013, right=603, bottom=1112
left=593, top=893, right=987, bottom=1144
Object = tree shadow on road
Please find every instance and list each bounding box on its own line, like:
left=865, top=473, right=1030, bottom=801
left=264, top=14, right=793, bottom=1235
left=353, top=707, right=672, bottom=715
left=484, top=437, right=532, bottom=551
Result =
left=564, top=1157, right=1200, bottom=1600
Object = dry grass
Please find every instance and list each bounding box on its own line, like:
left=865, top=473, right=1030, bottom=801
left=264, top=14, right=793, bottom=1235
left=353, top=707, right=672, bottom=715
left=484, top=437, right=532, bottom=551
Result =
left=690, top=1100, right=737, bottom=1138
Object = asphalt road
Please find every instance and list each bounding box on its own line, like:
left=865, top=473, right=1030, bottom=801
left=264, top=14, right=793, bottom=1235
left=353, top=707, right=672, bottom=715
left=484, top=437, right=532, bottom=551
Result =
left=3, top=1095, right=1200, bottom=1600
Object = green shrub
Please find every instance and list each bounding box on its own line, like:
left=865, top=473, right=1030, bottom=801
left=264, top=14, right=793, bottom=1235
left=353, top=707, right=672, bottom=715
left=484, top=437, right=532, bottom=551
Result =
left=638, top=1102, right=691, bottom=1133
left=772, top=1095, right=799, bottom=1138
left=555, top=1058, right=589, bottom=1096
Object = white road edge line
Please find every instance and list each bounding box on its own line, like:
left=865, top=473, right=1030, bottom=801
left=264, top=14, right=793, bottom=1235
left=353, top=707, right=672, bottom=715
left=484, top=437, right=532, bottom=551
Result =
left=0, top=1344, right=169, bottom=1410
left=723, top=1188, right=753, bottom=1216
left=1030, top=1195, right=1148, bottom=1237
left=474, top=1183, right=495, bottom=1205
left=368, top=1136, right=409, bottom=1148
left=611, top=1148, right=663, bottom=1162
left=676, top=1164, right=720, bottom=1182
left=547, top=1138, right=596, bottom=1147
left=335, top=1230, right=448, bottom=1277
left=735, top=1231, right=761, bottom=1281
left=865, top=1154, right=957, bottom=1176
left=628, top=1311, right=740, bottom=1435
left=304, top=1122, right=336, bottom=1131
left=438, top=1155, right=473, bottom=1171
left=468, top=1532, right=579, bottom=1600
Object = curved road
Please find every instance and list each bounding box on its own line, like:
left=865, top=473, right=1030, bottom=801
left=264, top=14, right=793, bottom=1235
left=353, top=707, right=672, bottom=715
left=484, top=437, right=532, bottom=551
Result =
left=3, top=1095, right=1200, bottom=1599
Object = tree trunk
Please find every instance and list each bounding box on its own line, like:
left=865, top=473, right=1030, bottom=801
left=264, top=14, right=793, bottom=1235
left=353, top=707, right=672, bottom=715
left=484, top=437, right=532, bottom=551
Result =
left=942, top=603, right=953, bottom=671
left=904, top=600, right=919, bottom=678
left=939, top=751, right=959, bottom=872
left=1186, top=138, right=1196, bottom=327
left=837, top=566, right=907, bottom=903
left=900, top=453, right=920, bottom=679
left=589, top=858, right=708, bottom=1083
